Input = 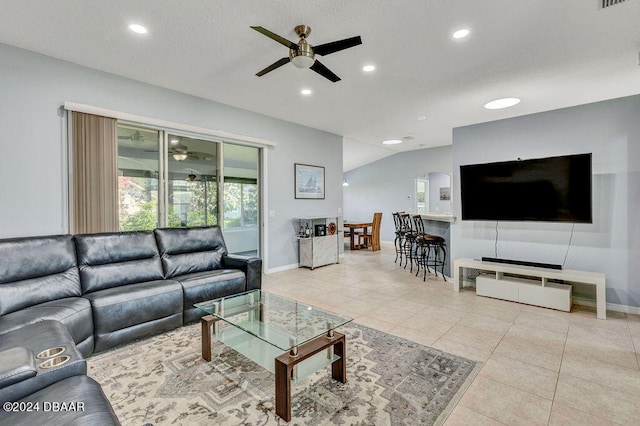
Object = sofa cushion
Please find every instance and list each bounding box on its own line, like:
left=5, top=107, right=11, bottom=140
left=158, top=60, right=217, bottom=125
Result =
left=177, top=269, right=246, bottom=323
left=75, top=231, right=164, bottom=294
left=1, top=375, right=120, bottom=425
left=83, top=279, right=183, bottom=336
left=0, top=235, right=81, bottom=315
left=0, top=297, right=93, bottom=349
left=154, top=226, right=228, bottom=278
left=84, top=278, right=183, bottom=353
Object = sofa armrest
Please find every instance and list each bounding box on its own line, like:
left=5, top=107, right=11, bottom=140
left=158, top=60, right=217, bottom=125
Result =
left=222, top=255, right=262, bottom=291
left=0, top=347, right=37, bottom=390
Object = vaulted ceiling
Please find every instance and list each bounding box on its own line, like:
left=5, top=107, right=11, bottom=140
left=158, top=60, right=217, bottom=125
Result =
left=2, top=0, right=639, bottom=171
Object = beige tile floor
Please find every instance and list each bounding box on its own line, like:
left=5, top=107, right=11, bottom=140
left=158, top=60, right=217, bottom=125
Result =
left=262, top=242, right=640, bottom=426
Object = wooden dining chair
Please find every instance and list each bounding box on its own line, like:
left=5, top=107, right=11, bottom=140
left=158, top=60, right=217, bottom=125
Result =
left=357, top=212, right=382, bottom=251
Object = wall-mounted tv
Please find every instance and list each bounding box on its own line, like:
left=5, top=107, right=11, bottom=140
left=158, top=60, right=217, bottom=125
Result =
left=460, top=153, right=592, bottom=223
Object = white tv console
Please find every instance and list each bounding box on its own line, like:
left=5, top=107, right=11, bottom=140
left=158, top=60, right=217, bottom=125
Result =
left=453, top=258, right=606, bottom=319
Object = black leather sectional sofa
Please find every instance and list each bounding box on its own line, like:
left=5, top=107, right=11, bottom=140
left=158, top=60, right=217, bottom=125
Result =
left=0, top=226, right=262, bottom=425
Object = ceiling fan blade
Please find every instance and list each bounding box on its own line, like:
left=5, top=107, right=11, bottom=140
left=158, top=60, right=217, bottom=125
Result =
left=310, top=60, right=341, bottom=82
left=313, top=36, right=362, bottom=56
left=250, top=26, right=298, bottom=50
left=256, top=57, right=291, bottom=77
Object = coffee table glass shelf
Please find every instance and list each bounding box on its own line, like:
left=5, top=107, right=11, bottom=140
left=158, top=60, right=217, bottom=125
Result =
left=195, top=290, right=352, bottom=421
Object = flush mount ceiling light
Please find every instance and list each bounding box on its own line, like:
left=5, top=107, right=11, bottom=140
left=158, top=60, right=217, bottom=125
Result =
left=362, top=64, right=376, bottom=72
left=484, top=97, right=521, bottom=110
left=453, top=28, right=470, bottom=39
left=382, top=139, right=403, bottom=145
left=416, top=115, right=427, bottom=121
left=128, top=24, right=148, bottom=34
left=300, top=88, right=312, bottom=95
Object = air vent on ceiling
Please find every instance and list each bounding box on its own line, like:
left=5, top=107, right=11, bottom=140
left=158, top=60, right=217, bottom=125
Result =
left=600, top=0, right=627, bottom=8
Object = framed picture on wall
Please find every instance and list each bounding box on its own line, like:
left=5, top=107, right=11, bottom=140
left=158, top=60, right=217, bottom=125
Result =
left=440, top=187, right=451, bottom=200
left=295, top=163, right=325, bottom=199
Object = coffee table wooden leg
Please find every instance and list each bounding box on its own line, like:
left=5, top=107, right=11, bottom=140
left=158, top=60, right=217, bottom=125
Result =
left=201, top=315, right=216, bottom=362
left=332, top=335, right=346, bottom=383
left=275, top=357, right=292, bottom=422
left=274, top=332, right=346, bottom=422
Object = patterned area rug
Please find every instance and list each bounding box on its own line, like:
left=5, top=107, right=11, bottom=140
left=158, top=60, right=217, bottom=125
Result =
left=88, top=323, right=479, bottom=425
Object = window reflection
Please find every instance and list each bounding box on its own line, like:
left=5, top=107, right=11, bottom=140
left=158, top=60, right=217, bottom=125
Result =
left=167, top=135, right=218, bottom=227
left=117, top=125, right=160, bottom=231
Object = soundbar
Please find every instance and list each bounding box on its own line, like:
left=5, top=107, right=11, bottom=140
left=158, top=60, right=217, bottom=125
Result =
left=481, top=257, right=562, bottom=270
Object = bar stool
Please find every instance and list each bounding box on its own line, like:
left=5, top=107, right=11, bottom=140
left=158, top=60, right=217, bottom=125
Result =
left=423, top=235, right=447, bottom=281
left=400, top=213, right=417, bottom=271
left=412, top=215, right=447, bottom=281
left=411, top=215, right=427, bottom=276
left=392, top=212, right=404, bottom=264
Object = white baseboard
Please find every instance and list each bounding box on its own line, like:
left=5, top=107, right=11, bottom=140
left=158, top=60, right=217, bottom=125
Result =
left=265, top=263, right=299, bottom=274
left=573, top=297, right=640, bottom=316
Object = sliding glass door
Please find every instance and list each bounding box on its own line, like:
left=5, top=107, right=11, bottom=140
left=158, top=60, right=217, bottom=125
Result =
left=166, top=134, right=219, bottom=227
left=117, top=125, right=161, bottom=230
left=222, top=143, right=259, bottom=256
left=117, top=124, right=260, bottom=256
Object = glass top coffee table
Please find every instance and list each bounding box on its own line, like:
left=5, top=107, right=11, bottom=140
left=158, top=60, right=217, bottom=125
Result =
left=195, top=290, right=353, bottom=421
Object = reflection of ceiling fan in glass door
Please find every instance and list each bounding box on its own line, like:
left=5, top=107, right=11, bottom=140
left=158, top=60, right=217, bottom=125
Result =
left=117, top=129, right=145, bottom=142
left=168, top=137, right=213, bottom=162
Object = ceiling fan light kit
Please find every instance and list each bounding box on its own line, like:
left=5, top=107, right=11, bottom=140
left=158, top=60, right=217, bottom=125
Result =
left=251, top=24, right=362, bottom=82
left=290, top=25, right=315, bottom=68
left=173, top=153, right=188, bottom=161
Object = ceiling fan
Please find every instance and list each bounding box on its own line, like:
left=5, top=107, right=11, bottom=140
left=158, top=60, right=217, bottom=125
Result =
left=118, top=130, right=145, bottom=142
left=168, top=143, right=212, bottom=162
left=251, top=25, right=362, bottom=82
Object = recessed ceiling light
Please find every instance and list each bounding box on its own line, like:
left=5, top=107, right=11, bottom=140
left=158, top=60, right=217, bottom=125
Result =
left=382, top=139, right=403, bottom=145
left=484, top=97, right=521, bottom=110
left=417, top=115, right=427, bottom=121
left=453, top=29, right=470, bottom=39
left=300, top=89, right=312, bottom=95
left=362, top=65, right=376, bottom=72
left=129, top=24, right=148, bottom=34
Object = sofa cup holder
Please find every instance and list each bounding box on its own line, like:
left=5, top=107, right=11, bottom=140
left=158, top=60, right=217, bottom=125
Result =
left=39, top=355, right=71, bottom=369
left=36, top=347, right=66, bottom=359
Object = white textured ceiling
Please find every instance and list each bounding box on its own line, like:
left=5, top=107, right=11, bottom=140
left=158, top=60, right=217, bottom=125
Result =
left=1, top=0, right=639, bottom=171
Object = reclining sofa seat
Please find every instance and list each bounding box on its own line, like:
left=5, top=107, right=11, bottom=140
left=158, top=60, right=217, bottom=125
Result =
left=154, top=226, right=262, bottom=323
left=75, top=231, right=183, bottom=353
left=0, top=235, right=94, bottom=357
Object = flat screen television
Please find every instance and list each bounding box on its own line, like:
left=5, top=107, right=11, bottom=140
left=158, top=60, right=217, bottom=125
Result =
left=460, top=153, right=592, bottom=223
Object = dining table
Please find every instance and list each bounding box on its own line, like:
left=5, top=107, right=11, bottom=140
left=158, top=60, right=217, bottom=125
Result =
left=343, top=221, right=373, bottom=250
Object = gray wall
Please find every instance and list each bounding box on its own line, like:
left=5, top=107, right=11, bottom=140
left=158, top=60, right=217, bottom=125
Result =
left=452, top=94, right=640, bottom=308
left=0, top=43, right=343, bottom=271
left=343, top=145, right=452, bottom=242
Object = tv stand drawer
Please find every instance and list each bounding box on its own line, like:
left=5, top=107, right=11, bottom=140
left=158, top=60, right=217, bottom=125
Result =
left=476, top=275, right=571, bottom=312
left=476, top=275, right=518, bottom=302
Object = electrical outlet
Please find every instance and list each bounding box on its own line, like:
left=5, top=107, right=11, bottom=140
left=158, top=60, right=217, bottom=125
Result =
left=269, top=210, right=276, bottom=218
